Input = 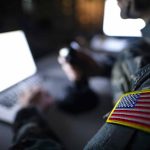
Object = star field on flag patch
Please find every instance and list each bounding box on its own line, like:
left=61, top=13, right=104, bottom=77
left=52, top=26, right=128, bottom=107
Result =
left=107, top=90, right=150, bottom=133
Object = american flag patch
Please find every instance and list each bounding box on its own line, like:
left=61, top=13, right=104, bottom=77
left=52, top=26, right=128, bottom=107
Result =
left=107, top=90, right=150, bottom=133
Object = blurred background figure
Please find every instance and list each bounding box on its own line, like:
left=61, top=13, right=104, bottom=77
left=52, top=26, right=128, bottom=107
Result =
left=57, top=42, right=100, bottom=114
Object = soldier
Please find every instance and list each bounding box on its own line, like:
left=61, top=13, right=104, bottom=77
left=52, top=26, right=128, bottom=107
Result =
left=84, top=0, right=150, bottom=149
left=10, top=0, right=150, bottom=149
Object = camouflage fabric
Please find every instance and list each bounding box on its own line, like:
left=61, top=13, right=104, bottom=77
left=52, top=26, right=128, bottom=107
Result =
left=10, top=107, right=64, bottom=150
left=111, top=39, right=150, bottom=103
left=84, top=23, right=150, bottom=150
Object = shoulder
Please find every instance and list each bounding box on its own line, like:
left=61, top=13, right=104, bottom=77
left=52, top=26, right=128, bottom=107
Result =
left=84, top=122, right=150, bottom=150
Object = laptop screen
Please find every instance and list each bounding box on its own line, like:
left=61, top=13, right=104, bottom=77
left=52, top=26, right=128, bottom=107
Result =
left=103, top=0, right=145, bottom=37
left=0, top=30, right=37, bottom=92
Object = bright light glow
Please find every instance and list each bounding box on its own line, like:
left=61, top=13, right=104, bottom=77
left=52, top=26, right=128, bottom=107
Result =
left=103, top=0, right=145, bottom=37
left=59, top=48, right=69, bottom=57
left=70, top=41, right=80, bottom=50
left=0, top=31, right=37, bottom=92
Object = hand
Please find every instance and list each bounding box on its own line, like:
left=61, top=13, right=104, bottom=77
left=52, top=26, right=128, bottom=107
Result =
left=19, top=86, right=54, bottom=112
left=58, top=56, right=82, bottom=81
left=58, top=50, right=101, bottom=81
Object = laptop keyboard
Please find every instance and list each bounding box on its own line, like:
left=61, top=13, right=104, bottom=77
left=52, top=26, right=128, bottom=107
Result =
left=0, top=75, right=42, bottom=108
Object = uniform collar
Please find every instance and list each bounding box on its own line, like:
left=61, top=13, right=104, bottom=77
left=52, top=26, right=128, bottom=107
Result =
left=141, top=22, right=150, bottom=43
left=141, top=22, right=150, bottom=38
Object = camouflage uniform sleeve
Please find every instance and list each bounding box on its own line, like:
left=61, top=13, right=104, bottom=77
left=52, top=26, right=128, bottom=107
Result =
left=10, top=107, right=64, bottom=150
left=84, top=40, right=150, bottom=150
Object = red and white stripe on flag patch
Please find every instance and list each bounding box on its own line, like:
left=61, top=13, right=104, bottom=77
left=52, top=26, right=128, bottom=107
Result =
left=107, top=90, right=150, bottom=133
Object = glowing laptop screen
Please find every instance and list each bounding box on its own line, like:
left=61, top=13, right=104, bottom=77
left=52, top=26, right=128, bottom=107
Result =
left=103, top=0, right=145, bottom=37
left=0, top=30, right=37, bottom=92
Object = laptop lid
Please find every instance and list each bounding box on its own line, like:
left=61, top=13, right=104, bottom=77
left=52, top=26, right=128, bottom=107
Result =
left=0, top=30, right=37, bottom=92
left=103, top=0, right=145, bottom=37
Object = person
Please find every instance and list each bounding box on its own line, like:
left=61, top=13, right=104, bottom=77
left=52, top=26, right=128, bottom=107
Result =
left=57, top=42, right=101, bottom=114
left=10, top=0, right=150, bottom=149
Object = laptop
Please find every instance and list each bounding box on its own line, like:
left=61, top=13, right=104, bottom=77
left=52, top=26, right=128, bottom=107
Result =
left=0, top=30, right=42, bottom=124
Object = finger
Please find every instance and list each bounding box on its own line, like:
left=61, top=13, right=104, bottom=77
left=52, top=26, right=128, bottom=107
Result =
left=58, top=56, right=66, bottom=65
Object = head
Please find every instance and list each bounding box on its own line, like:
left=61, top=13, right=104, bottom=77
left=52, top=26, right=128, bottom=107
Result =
left=117, top=0, right=150, bottom=21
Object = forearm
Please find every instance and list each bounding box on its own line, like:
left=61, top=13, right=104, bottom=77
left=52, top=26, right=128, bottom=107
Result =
left=10, top=107, right=63, bottom=150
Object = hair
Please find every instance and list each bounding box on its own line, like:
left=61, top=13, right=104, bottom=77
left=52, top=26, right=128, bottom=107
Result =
left=134, top=0, right=150, bottom=11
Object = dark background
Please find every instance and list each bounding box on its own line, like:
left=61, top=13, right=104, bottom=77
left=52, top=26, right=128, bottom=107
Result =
left=0, top=0, right=105, bottom=59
